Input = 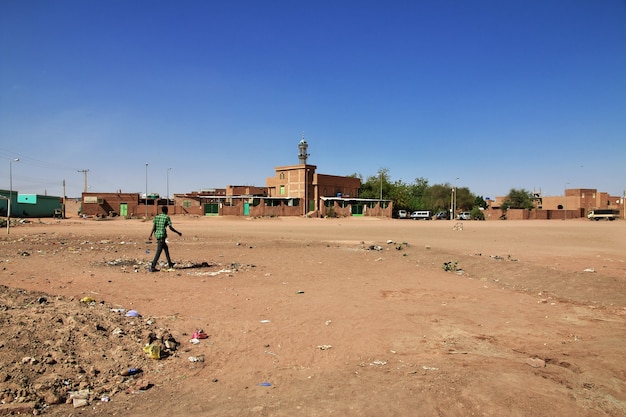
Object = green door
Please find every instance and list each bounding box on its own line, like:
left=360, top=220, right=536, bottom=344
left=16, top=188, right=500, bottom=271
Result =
left=351, top=203, right=364, bottom=216
left=243, top=202, right=250, bottom=216
left=119, top=203, right=128, bottom=217
left=204, top=203, right=219, bottom=216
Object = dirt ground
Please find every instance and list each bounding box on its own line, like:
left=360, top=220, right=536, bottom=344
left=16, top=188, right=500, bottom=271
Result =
left=0, top=215, right=625, bottom=417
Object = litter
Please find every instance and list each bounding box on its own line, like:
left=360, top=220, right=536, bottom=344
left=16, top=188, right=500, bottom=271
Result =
left=192, top=330, right=208, bottom=339
left=120, top=368, right=141, bottom=376
left=142, top=343, right=161, bottom=359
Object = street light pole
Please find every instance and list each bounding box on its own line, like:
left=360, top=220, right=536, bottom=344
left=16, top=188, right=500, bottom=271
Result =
left=145, top=163, right=149, bottom=217
left=564, top=182, right=570, bottom=220
left=453, top=177, right=459, bottom=220
left=8, top=158, right=19, bottom=233
left=167, top=168, right=171, bottom=206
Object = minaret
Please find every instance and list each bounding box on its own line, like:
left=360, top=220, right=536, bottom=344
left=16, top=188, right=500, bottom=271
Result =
left=298, top=134, right=309, bottom=165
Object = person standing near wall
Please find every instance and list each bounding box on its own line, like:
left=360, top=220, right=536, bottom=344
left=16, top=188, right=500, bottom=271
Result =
left=148, top=206, right=182, bottom=272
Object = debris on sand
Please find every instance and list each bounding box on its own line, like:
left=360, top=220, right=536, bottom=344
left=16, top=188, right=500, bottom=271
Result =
left=0, top=285, right=178, bottom=413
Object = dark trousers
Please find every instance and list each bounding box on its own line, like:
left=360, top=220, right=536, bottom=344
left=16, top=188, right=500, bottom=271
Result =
left=151, top=238, right=173, bottom=268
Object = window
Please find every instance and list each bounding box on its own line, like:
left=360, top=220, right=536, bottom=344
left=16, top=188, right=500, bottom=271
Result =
left=280, top=185, right=285, bottom=195
left=183, top=200, right=192, bottom=208
left=279, top=172, right=285, bottom=179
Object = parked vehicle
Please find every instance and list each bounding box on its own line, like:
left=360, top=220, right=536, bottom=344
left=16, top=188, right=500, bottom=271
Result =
left=457, top=212, right=471, bottom=220
left=587, top=209, right=619, bottom=221
left=397, top=210, right=408, bottom=219
left=434, top=211, right=449, bottom=220
left=410, top=210, right=431, bottom=220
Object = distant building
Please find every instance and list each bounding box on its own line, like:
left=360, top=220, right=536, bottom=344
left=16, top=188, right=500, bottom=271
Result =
left=0, top=190, right=62, bottom=218
left=486, top=188, right=623, bottom=220
left=265, top=139, right=391, bottom=217
left=78, top=138, right=391, bottom=218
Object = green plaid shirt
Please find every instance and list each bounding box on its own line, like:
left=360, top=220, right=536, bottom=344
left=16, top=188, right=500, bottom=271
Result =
left=153, top=213, right=172, bottom=240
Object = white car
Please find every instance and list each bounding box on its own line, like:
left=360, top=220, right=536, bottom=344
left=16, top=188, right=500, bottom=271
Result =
left=457, top=212, right=471, bottom=220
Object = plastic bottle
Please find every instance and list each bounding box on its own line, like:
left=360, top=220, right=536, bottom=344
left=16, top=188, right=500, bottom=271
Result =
left=120, top=368, right=140, bottom=376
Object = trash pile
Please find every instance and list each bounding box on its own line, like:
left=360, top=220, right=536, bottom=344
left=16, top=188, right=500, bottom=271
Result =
left=0, top=285, right=181, bottom=413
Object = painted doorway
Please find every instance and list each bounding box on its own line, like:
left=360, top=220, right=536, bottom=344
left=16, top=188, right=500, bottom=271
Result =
left=119, top=203, right=128, bottom=217
left=204, top=203, right=219, bottom=216
left=351, top=203, right=364, bottom=216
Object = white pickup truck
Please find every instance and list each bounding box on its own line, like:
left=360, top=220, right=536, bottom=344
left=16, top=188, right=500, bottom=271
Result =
left=587, top=209, right=619, bottom=221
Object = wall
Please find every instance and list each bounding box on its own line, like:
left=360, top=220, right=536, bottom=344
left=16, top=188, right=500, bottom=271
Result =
left=80, top=193, right=157, bottom=217
left=319, top=200, right=392, bottom=218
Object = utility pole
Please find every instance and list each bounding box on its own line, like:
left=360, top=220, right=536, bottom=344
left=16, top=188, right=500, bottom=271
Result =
left=145, top=163, right=149, bottom=217
left=62, top=179, right=66, bottom=218
left=167, top=168, right=171, bottom=206
left=8, top=158, right=19, bottom=234
left=78, top=169, right=89, bottom=193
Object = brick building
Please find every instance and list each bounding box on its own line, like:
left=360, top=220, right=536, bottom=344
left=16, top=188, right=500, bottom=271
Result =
left=265, top=139, right=391, bottom=217
left=485, top=188, right=623, bottom=220
left=77, top=139, right=389, bottom=218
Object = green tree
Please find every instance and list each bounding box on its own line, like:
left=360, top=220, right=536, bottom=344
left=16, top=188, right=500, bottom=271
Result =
left=406, top=177, right=429, bottom=210
left=388, top=179, right=412, bottom=210
left=474, top=196, right=488, bottom=209
left=423, top=183, right=452, bottom=213
left=501, top=188, right=534, bottom=210
left=359, top=168, right=389, bottom=200
left=470, top=206, right=485, bottom=220
left=455, top=187, right=476, bottom=211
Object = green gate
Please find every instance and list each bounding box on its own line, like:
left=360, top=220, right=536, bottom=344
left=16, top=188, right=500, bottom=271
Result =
left=351, top=203, right=364, bottom=216
left=204, top=203, right=219, bottom=216
left=119, top=203, right=128, bottom=217
left=243, top=202, right=250, bottom=216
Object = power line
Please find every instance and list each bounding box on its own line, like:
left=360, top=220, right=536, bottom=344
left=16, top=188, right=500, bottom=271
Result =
left=0, top=147, right=82, bottom=172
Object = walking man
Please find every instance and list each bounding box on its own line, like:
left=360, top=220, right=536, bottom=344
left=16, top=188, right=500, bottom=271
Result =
left=148, top=206, right=182, bottom=272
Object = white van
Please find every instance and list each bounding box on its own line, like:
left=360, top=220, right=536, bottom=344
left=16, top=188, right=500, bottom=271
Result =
left=410, top=210, right=432, bottom=220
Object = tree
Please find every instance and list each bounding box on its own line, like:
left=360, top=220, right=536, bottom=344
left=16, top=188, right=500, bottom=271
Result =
left=470, top=206, right=485, bottom=220
left=501, top=188, right=534, bottom=211
left=474, top=196, right=488, bottom=209
left=423, top=183, right=452, bottom=213
left=455, top=187, right=475, bottom=211
left=359, top=168, right=389, bottom=200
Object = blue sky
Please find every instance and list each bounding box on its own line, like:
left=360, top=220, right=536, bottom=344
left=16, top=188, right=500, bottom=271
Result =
left=1, top=0, right=625, bottom=199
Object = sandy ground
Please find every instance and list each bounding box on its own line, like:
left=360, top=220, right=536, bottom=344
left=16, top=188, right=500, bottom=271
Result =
left=0, top=215, right=625, bottom=416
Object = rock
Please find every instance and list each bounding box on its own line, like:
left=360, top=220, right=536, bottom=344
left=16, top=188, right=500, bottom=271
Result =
left=0, top=402, right=36, bottom=415
left=43, top=390, right=62, bottom=405
left=526, top=357, right=546, bottom=368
